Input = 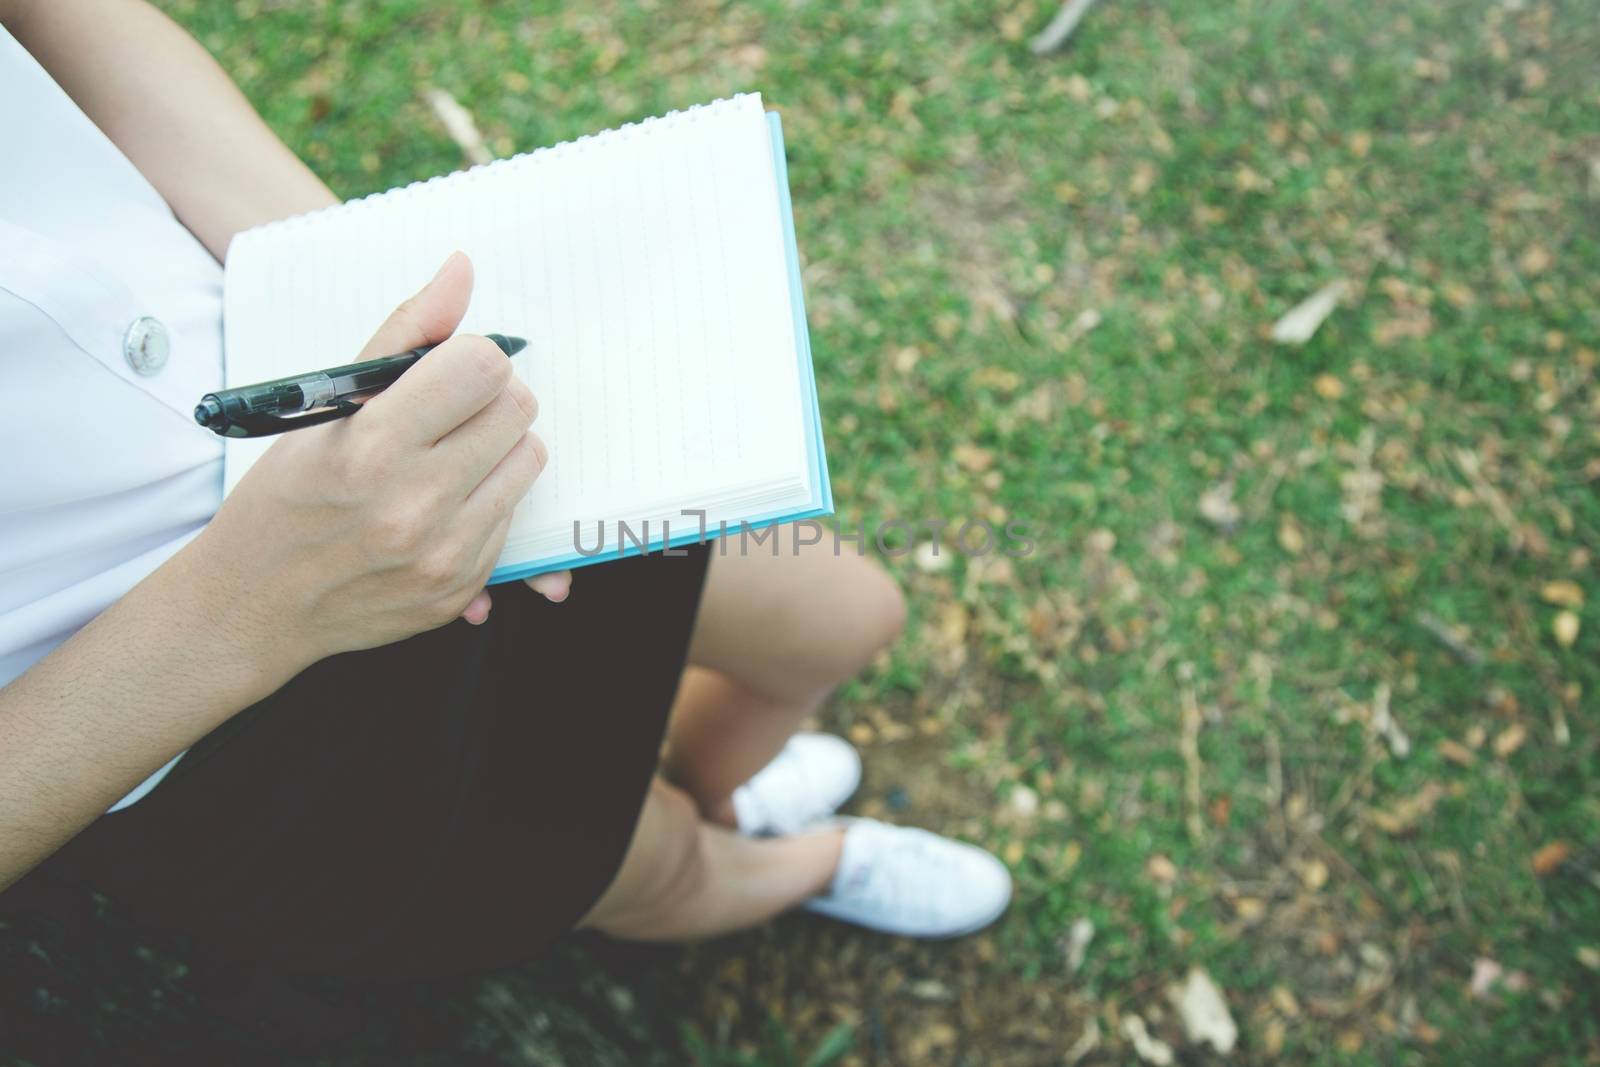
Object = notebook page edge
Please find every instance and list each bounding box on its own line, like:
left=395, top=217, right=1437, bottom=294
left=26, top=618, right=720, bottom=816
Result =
left=766, top=109, right=834, bottom=518
left=228, top=93, right=766, bottom=245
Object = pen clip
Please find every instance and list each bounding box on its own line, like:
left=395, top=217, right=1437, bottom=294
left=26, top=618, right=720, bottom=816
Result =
left=219, top=400, right=362, bottom=438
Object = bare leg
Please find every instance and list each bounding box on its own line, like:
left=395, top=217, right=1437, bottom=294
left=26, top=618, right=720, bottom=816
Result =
left=578, top=777, right=846, bottom=941
left=661, top=529, right=905, bottom=827
left=663, top=667, right=796, bottom=827
left=583, top=531, right=902, bottom=939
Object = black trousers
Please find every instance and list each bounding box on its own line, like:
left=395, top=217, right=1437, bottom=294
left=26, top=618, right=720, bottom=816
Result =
left=13, top=545, right=711, bottom=980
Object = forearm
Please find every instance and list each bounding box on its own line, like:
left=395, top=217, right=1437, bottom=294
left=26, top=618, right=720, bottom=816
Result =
left=1, top=0, right=337, bottom=260
left=0, top=535, right=307, bottom=891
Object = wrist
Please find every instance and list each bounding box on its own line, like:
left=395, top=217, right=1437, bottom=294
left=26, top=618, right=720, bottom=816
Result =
left=151, top=529, right=319, bottom=705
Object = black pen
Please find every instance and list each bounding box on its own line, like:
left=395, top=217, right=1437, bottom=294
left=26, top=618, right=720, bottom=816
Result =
left=194, top=334, right=527, bottom=438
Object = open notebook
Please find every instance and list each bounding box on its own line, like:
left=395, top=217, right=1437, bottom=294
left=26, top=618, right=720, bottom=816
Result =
left=222, top=93, right=830, bottom=582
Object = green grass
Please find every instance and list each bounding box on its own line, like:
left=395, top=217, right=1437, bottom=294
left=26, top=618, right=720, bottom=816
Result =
left=157, top=0, right=1600, bottom=1062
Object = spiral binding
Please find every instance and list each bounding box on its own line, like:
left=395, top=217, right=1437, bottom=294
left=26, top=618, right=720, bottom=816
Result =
left=241, top=92, right=763, bottom=247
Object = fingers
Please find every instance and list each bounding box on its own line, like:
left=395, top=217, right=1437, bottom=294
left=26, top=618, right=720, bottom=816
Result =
left=459, top=588, right=493, bottom=625
left=462, top=429, right=547, bottom=528
left=461, top=565, right=571, bottom=627
left=465, top=505, right=521, bottom=589
left=356, top=253, right=515, bottom=446
left=437, top=371, right=539, bottom=488
left=459, top=565, right=570, bottom=626
left=525, top=570, right=572, bottom=603
left=462, top=538, right=568, bottom=630
left=367, top=332, right=514, bottom=447
left=357, top=251, right=474, bottom=360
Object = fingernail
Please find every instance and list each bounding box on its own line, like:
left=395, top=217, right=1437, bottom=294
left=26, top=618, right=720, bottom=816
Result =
left=428, top=250, right=464, bottom=285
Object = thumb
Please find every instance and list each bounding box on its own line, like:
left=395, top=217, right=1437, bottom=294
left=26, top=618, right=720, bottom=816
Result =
left=357, top=251, right=474, bottom=359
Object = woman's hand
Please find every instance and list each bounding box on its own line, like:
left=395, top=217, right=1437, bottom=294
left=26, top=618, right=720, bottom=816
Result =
left=522, top=570, right=572, bottom=606
left=455, top=569, right=571, bottom=624
left=190, top=251, right=548, bottom=670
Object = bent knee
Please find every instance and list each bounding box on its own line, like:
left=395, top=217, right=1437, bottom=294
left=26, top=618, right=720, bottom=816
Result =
left=840, top=556, right=906, bottom=666
left=647, top=781, right=713, bottom=908
left=584, top=779, right=711, bottom=938
left=869, top=564, right=908, bottom=650
left=793, top=556, right=906, bottom=692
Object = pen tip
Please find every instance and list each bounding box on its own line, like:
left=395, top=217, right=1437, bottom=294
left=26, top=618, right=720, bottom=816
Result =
left=488, top=333, right=528, bottom=356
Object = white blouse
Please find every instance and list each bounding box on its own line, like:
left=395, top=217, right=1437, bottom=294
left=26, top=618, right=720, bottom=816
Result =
left=1, top=25, right=227, bottom=811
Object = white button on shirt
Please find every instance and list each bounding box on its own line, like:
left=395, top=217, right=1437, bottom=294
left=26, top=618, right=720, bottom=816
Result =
left=1, top=26, right=227, bottom=811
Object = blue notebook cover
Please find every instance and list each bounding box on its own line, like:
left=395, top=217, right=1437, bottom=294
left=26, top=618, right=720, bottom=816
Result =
left=488, top=111, right=831, bottom=583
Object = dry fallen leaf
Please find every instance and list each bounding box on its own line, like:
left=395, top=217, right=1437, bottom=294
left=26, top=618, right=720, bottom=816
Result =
left=1370, top=782, right=1444, bottom=834
left=1371, top=682, right=1411, bottom=759
left=422, top=87, right=492, bottom=166
left=1064, top=917, right=1095, bottom=973
left=1064, top=1019, right=1100, bottom=1065
left=1373, top=308, right=1435, bottom=344
left=934, top=602, right=969, bottom=650
left=1437, top=739, right=1476, bottom=768
left=1271, top=280, right=1349, bottom=345
left=1198, top=482, right=1241, bottom=529
left=1129, top=161, right=1159, bottom=197
left=1532, top=840, right=1571, bottom=876
left=1261, top=1019, right=1287, bottom=1056
left=1518, top=244, right=1553, bottom=275
left=1469, top=957, right=1503, bottom=999
left=1168, top=967, right=1239, bottom=1054
left=1493, top=722, right=1528, bottom=758
left=1411, top=56, right=1448, bottom=81
left=913, top=541, right=950, bottom=573
left=953, top=442, right=995, bottom=473
left=1313, top=372, right=1345, bottom=399
left=1441, top=280, right=1477, bottom=309
left=1070, top=308, right=1103, bottom=340
left=1233, top=164, right=1267, bottom=192
left=1119, top=1014, right=1175, bottom=1067
left=1232, top=896, right=1267, bottom=922
left=975, top=555, right=1015, bottom=585
left=972, top=366, right=1023, bottom=392
left=1299, top=857, right=1330, bottom=890
left=1147, top=853, right=1179, bottom=883
left=1030, top=0, right=1103, bottom=55
left=1209, top=793, right=1233, bottom=827
left=1552, top=610, right=1580, bottom=648
left=1277, top=515, right=1305, bottom=555
left=1540, top=579, right=1584, bottom=608
left=1008, top=784, right=1040, bottom=818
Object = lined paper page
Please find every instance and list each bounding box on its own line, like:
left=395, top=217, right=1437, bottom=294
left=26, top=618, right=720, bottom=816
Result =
left=223, top=94, right=808, bottom=556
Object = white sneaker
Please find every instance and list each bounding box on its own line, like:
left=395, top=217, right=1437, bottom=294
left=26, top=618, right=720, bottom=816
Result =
left=732, top=733, right=862, bottom=836
left=802, top=818, right=1012, bottom=938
